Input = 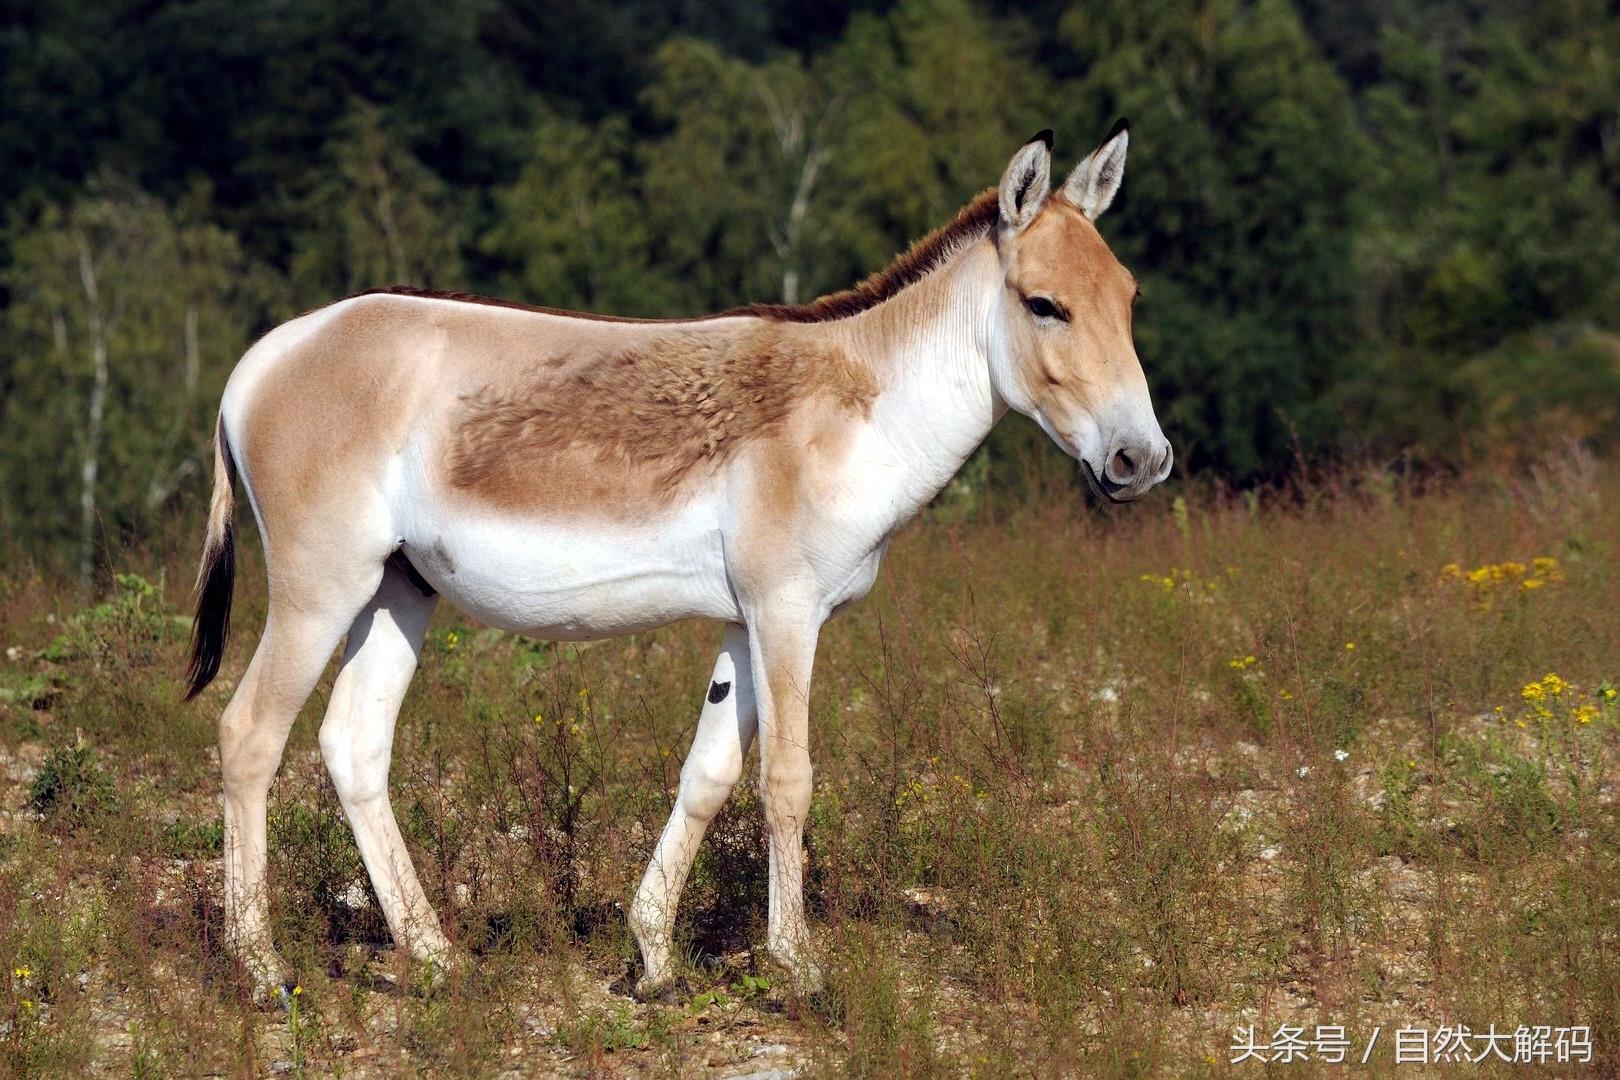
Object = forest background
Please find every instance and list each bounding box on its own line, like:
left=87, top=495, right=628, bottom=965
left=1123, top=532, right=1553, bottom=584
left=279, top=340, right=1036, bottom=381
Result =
left=3, top=0, right=1618, bottom=572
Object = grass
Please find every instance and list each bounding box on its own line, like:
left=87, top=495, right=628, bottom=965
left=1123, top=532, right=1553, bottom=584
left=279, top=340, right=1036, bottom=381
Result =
left=0, top=453, right=1617, bottom=1075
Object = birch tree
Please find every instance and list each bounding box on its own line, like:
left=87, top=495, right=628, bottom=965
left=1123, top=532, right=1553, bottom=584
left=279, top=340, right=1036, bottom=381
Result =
left=290, top=101, right=466, bottom=303
left=2, top=179, right=258, bottom=571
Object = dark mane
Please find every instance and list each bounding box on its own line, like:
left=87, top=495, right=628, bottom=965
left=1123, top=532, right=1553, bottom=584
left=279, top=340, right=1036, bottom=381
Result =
left=342, top=188, right=1001, bottom=326
left=727, top=188, right=1001, bottom=322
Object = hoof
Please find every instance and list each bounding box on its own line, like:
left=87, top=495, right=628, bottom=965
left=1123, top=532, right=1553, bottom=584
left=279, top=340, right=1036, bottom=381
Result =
left=246, top=974, right=295, bottom=1010
left=609, top=962, right=688, bottom=1004
left=238, top=954, right=294, bottom=1009
left=803, top=984, right=842, bottom=1022
left=633, top=974, right=690, bottom=1005
left=764, top=946, right=824, bottom=996
left=409, top=950, right=459, bottom=996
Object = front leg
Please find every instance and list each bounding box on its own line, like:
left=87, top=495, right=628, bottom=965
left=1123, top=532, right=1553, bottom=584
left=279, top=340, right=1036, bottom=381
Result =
left=748, top=607, right=824, bottom=990
left=629, top=624, right=756, bottom=996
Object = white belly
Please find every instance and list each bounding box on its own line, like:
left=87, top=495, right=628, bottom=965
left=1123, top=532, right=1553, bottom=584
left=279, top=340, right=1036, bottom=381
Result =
left=396, top=496, right=741, bottom=638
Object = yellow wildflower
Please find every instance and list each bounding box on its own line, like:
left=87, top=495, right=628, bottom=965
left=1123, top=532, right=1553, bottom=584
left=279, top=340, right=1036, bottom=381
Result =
left=1522, top=682, right=1546, bottom=702
left=12, top=966, right=29, bottom=979
left=894, top=778, right=927, bottom=807
left=1603, top=688, right=1616, bottom=701
left=1344, top=641, right=1356, bottom=651
left=1447, top=558, right=1560, bottom=605
left=1572, top=704, right=1599, bottom=725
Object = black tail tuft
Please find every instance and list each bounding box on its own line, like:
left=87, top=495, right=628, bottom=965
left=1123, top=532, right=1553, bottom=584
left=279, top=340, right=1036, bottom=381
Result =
left=184, top=522, right=235, bottom=701
left=184, top=417, right=238, bottom=702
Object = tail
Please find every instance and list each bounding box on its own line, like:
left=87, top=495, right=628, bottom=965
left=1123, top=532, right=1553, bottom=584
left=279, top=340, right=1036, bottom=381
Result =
left=184, top=415, right=238, bottom=701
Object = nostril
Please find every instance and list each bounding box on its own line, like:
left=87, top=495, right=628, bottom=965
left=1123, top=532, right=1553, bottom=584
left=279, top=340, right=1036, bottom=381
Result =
left=1106, top=447, right=1138, bottom=484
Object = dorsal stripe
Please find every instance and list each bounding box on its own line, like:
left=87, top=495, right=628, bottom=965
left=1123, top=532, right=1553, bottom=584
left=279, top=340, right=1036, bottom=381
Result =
left=335, top=189, right=1002, bottom=326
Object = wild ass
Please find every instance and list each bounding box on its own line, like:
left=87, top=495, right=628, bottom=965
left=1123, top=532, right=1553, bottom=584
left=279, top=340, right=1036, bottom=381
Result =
left=184, top=122, right=1171, bottom=1001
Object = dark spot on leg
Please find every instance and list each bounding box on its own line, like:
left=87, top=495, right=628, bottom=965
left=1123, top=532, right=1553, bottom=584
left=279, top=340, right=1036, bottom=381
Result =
left=707, top=680, right=731, bottom=705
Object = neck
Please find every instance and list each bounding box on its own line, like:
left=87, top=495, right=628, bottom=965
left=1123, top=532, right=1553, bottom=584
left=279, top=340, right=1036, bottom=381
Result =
left=825, top=237, right=1008, bottom=525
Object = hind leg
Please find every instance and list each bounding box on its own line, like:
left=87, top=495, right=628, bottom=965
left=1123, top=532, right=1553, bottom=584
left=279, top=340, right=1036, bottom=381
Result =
left=221, top=570, right=382, bottom=1000
left=318, top=564, right=450, bottom=972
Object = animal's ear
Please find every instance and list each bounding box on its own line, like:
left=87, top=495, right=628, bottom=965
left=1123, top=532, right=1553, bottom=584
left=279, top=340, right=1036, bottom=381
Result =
left=1063, top=118, right=1129, bottom=220
left=998, top=130, right=1053, bottom=232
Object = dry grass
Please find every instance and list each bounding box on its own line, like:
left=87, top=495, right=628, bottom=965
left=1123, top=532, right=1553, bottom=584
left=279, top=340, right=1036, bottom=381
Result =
left=1, top=455, right=1617, bottom=1076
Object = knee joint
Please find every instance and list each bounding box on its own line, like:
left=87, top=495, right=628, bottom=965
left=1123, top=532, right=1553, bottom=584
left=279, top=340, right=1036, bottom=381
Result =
left=318, top=722, right=385, bottom=805
left=759, top=761, right=812, bottom=812
left=680, top=758, right=742, bottom=822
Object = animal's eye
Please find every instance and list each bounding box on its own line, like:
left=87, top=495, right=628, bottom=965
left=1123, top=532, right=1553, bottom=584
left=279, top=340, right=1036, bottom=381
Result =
left=1024, top=295, right=1066, bottom=321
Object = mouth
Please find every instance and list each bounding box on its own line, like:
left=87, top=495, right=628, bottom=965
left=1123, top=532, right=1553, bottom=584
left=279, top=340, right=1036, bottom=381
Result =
left=1082, top=461, right=1129, bottom=504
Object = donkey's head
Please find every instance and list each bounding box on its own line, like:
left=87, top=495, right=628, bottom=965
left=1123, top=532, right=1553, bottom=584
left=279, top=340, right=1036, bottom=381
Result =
left=986, top=122, right=1172, bottom=501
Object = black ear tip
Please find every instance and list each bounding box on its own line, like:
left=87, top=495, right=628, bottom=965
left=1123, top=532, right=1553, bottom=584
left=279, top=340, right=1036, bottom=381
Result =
left=1029, top=128, right=1054, bottom=150
left=1108, top=116, right=1130, bottom=139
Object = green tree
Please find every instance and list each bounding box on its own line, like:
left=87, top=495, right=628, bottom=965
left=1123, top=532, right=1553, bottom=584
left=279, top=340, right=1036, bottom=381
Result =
left=289, top=102, right=466, bottom=302
left=827, top=0, right=1048, bottom=271
left=1, top=178, right=264, bottom=573
left=6, top=0, right=1620, bottom=569
left=635, top=39, right=855, bottom=313
left=1057, top=0, right=1366, bottom=478
left=1346, top=1, right=1620, bottom=461
left=483, top=115, right=673, bottom=316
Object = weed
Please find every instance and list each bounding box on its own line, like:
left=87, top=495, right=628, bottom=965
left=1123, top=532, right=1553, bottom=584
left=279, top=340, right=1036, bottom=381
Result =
left=1, top=461, right=1618, bottom=1073
left=28, top=735, right=117, bottom=826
